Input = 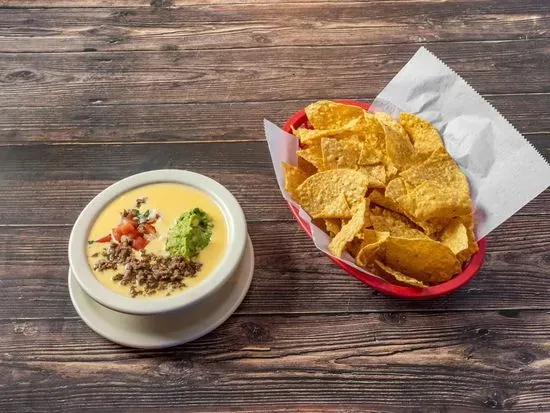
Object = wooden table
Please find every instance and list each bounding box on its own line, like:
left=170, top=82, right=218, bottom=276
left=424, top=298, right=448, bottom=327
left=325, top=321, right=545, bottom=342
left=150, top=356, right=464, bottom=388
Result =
left=1, top=1, right=549, bottom=412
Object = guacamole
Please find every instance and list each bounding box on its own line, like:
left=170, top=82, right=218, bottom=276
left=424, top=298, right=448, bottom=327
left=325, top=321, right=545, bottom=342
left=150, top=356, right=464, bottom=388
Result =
left=166, top=208, right=213, bottom=258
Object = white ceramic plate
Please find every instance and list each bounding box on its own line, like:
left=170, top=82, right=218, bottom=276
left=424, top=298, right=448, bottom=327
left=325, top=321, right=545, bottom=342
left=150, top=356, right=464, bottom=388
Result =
left=68, top=235, right=254, bottom=349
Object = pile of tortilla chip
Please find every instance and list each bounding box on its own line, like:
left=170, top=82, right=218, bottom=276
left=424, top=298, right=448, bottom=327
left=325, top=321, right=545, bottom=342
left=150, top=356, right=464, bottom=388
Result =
left=283, top=100, right=479, bottom=288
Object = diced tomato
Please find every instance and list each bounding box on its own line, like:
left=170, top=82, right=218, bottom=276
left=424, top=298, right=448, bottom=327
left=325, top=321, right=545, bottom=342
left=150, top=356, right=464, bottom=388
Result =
left=132, top=236, right=148, bottom=251
left=143, top=223, right=156, bottom=235
left=121, top=216, right=138, bottom=228
left=112, top=227, right=123, bottom=242
left=96, top=234, right=112, bottom=243
left=118, top=221, right=138, bottom=236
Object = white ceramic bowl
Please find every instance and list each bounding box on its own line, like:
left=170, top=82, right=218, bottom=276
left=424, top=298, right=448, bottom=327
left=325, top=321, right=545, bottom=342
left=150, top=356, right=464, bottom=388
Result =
left=68, top=170, right=247, bottom=315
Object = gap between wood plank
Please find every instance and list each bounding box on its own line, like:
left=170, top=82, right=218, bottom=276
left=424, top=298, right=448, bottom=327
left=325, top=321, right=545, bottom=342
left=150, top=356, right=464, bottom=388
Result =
left=0, top=37, right=546, bottom=56
left=1, top=92, right=548, bottom=110
left=0, top=0, right=530, bottom=10
left=1, top=308, right=548, bottom=321
left=0, top=139, right=260, bottom=147
left=0, top=133, right=547, bottom=148
left=1, top=92, right=549, bottom=110
left=0, top=220, right=290, bottom=228
left=0, top=212, right=548, bottom=228
left=0, top=220, right=295, bottom=227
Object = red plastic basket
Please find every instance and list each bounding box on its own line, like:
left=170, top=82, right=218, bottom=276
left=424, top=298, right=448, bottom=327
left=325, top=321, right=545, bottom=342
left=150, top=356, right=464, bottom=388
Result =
left=282, top=99, right=487, bottom=299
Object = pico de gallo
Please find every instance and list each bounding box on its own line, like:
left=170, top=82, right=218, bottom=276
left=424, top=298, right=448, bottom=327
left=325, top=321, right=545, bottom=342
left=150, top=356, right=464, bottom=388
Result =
left=90, top=197, right=159, bottom=251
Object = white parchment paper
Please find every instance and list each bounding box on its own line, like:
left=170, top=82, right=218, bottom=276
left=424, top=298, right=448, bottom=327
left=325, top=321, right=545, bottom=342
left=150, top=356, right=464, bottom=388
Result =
left=370, top=47, right=550, bottom=239
left=264, top=47, right=550, bottom=272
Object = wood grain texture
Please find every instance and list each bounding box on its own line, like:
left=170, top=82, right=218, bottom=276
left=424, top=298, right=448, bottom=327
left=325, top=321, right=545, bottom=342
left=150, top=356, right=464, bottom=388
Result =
left=1, top=1, right=550, bottom=411
left=1, top=311, right=550, bottom=412
left=0, top=94, right=549, bottom=144
left=3, top=0, right=546, bottom=6
left=1, top=39, right=549, bottom=108
left=0, top=142, right=548, bottom=226
left=0, top=214, right=549, bottom=318
left=0, top=1, right=549, bottom=52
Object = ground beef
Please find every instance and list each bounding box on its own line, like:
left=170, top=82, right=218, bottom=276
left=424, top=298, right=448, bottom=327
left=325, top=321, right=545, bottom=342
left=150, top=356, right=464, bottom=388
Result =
left=92, top=241, right=202, bottom=297
left=135, top=197, right=147, bottom=208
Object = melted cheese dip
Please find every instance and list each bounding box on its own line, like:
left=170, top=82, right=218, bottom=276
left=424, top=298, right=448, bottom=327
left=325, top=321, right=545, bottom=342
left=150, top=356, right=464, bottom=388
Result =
left=87, top=183, right=228, bottom=298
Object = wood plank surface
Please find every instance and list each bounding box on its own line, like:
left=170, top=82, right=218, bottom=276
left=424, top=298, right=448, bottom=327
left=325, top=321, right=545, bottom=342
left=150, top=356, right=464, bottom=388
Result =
left=1, top=0, right=550, bottom=411
left=1, top=40, right=549, bottom=108
left=0, top=214, right=549, bottom=318
left=0, top=1, right=549, bottom=53
left=2, top=0, right=546, bottom=6
left=0, top=94, right=549, bottom=144
left=0, top=142, right=548, bottom=226
left=1, top=311, right=550, bottom=412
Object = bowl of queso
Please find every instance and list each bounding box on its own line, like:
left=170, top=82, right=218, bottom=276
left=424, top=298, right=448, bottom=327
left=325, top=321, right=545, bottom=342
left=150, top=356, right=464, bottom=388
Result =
left=68, top=170, right=247, bottom=315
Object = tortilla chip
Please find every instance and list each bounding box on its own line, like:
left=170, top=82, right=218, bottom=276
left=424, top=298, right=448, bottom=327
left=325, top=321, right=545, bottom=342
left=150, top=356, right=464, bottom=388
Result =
left=414, top=217, right=450, bottom=236
left=297, top=156, right=318, bottom=176
left=386, top=164, right=399, bottom=180
left=346, top=237, right=364, bottom=258
left=305, top=100, right=366, bottom=130
left=439, top=218, right=469, bottom=256
left=402, top=181, right=470, bottom=224
left=355, top=230, right=390, bottom=267
left=325, top=218, right=341, bottom=236
left=296, top=143, right=324, bottom=171
left=374, top=260, right=427, bottom=288
left=362, top=112, right=386, bottom=139
left=456, top=214, right=479, bottom=262
left=321, top=138, right=362, bottom=170
left=293, top=126, right=357, bottom=147
left=359, top=164, right=386, bottom=189
left=312, top=193, right=352, bottom=219
left=353, top=198, right=373, bottom=240
left=370, top=206, right=428, bottom=239
left=295, top=169, right=369, bottom=218
left=363, top=198, right=372, bottom=228
left=375, top=112, right=416, bottom=172
left=400, top=112, right=444, bottom=162
left=282, top=162, right=310, bottom=199
left=385, top=182, right=445, bottom=235
left=375, top=112, right=408, bottom=137
left=395, top=148, right=473, bottom=224
left=369, top=189, right=404, bottom=214
left=358, top=113, right=386, bottom=165
left=384, top=236, right=461, bottom=284
left=358, top=145, right=384, bottom=166
left=328, top=199, right=367, bottom=257
left=385, top=177, right=410, bottom=201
